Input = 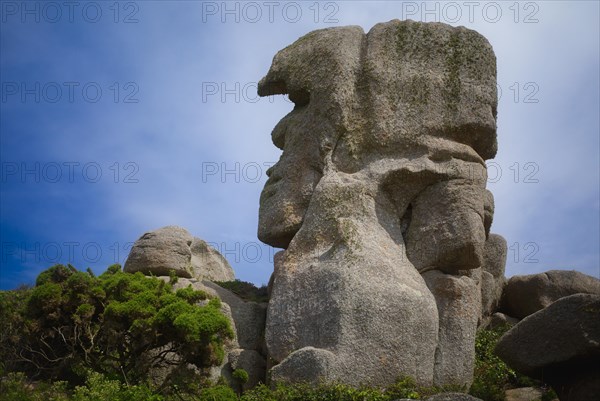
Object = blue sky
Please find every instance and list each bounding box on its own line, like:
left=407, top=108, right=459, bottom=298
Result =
left=1, top=1, right=598, bottom=289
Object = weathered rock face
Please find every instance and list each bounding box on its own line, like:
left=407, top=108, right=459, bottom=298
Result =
left=502, top=270, right=600, bottom=319
left=124, top=226, right=235, bottom=282
left=257, top=20, right=498, bottom=387
left=190, top=239, right=236, bottom=282
left=504, top=387, right=544, bottom=401
left=228, top=349, right=266, bottom=391
left=480, top=234, right=508, bottom=319
left=406, top=180, right=487, bottom=273
left=267, top=174, right=440, bottom=385
left=423, top=271, right=480, bottom=387
left=496, top=294, right=600, bottom=401
left=203, top=281, right=267, bottom=353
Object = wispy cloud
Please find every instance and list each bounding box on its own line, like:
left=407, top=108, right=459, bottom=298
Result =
left=1, top=1, right=598, bottom=289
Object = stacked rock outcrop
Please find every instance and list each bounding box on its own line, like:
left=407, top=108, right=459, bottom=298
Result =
left=496, top=294, right=600, bottom=400
left=124, top=225, right=235, bottom=282
left=257, top=19, right=499, bottom=388
left=501, top=270, right=600, bottom=319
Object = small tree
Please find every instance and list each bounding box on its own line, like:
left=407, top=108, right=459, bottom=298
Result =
left=0, top=264, right=234, bottom=387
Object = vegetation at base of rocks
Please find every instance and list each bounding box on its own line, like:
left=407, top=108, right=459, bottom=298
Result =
left=469, top=324, right=556, bottom=401
left=214, top=279, right=269, bottom=303
left=0, top=371, right=160, bottom=401
left=241, top=377, right=464, bottom=401
left=1, top=265, right=557, bottom=401
left=196, top=385, right=239, bottom=401
left=1, top=361, right=556, bottom=401
left=0, top=264, right=233, bottom=392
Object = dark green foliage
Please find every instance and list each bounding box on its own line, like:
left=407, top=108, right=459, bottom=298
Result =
left=232, top=368, right=249, bottom=385
left=71, top=371, right=163, bottom=401
left=384, top=376, right=464, bottom=399
left=0, top=371, right=162, bottom=401
left=0, top=372, right=69, bottom=401
left=241, top=383, right=388, bottom=401
left=469, top=325, right=515, bottom=400
left=215, top=279, right=269, bottom=303
left=231, top=368, right=250, bottom=394
left=240, top=378, right=463, bottom=401
left=0, top=285, right=32, bottom=375
left=0, top=264, right=233, bottom=388
left=197, top=385, right=238, bottom=401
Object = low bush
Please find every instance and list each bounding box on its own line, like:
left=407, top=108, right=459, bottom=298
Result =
left=0, top=372, right=69, bottom=401
left=197, top=385, right=238, bottom=401
left=0, top=264, right=233, bottom=392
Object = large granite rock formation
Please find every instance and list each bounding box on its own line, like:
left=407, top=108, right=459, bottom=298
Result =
left=501, top=270, right=600, bottom=319
left=257, top=19, right=499, bottom=387
left=496, top=294, right=600, bottom=400
left=124, top=226, right=235, bottom=282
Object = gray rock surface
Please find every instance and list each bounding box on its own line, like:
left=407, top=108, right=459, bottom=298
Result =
left=406, top=180, right=486, bottom=273
left=190, top=238, right=236, bottom=282
left=483, top=189, right=494, bottom=237
left=228, top=349, right=266, bottom=391
left=423, top=270, right=480, bottom=387
left=487, top=312, right=519, bottom=329
left=496, top=294, right=600, bottom=401
left=502, top=270, right=600, bottom=319
left=124, top=226, right=235, bottom=281
left=483, top=234, right=507, bottom=278
left=258, top=19, right=498, bottom=387
left=203, top=281, right=267, bottom=353
left=266, top=174, right=439, bottom=386
left=270, top=347, right=336, bottom=384
left=480, top=234, right=507, bottom=318
left=504, top=387, right=543, bottom=401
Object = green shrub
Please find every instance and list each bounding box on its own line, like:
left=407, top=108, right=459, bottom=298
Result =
left=469, top=325, right=517, bottom=401
left=384, top=376, right=422, bottom=399
left=242, top=382, right=389, bottom=401
left=239, top=383, right=277, bottom=401
left=0, top=372, right=69, bottom=401
left=0, top=264, right=233, bottom=389
left=240, top=378, right=463, bottom=401
left=72, top=372, right=162, bottom=401
left=197, top=384, right=238, bottom=401
left=72, top=372, right=122, bottom=401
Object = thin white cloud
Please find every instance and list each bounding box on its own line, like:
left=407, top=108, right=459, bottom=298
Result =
left=1, top=1, right=598, bottom=288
